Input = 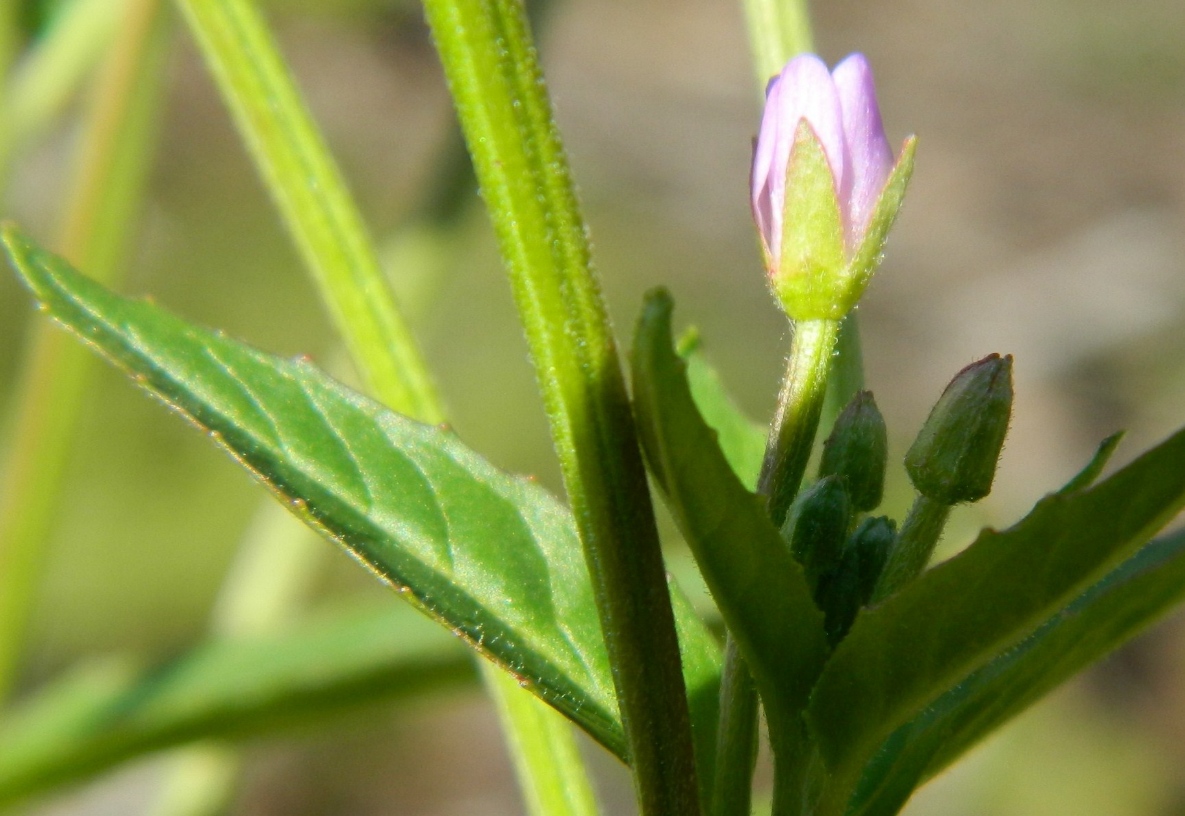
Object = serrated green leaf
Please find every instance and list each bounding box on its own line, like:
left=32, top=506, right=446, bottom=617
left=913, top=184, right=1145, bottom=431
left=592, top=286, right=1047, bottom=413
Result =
left=631, top=289, right=827, bottom=719
left=807, top=426, right=1185, bottom=787
left=0, top=600, right=472, bottom=807
left=1, top=225, right=722, bottom=761
left=848, top=526, right=1185, bottom=816
left=677, top=331, right=767, bottom=490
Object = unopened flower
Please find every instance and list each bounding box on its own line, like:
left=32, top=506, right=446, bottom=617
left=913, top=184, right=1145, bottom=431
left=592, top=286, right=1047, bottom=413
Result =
left=751, top=53, right=915, bottom=320
left=906, top=354, right=1014, bottom=505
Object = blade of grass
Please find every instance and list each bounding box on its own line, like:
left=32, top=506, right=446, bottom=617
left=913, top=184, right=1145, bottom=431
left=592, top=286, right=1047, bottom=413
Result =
left=0, top=0, right=172, bottom=704
left=0, top=0, right=127, bottom=193
left=172, top=0, right=440, bottom=423
left=171, top=4, right=599, bottom=813
left=148, top=503, right=325, bottom=816
left=0, top=599, right=476, bottom=808
left=421, top=1, right=703, bottom=813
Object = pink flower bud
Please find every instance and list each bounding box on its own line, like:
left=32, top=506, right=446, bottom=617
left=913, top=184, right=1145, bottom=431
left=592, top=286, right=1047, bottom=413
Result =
left=751, top=53, right=913, bottom=320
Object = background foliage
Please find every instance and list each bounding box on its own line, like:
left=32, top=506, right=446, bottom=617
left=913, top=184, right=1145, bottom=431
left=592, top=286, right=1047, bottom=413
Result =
left=1, top=0, right=1183, bottom=813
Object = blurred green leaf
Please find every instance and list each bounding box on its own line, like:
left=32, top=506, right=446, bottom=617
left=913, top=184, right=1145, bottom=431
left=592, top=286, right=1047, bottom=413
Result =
left=849, top=525, right=1185, bottom=816
left=677, top=330, right=767, bottom=491
left=0, top=0, right=125, bottom=188
left=2, top=227, right=722, bottom=761
left=807, top=426, right=1185, bottom=794
left=631, top=289, right=827, bottom=721
left=0, top=599, right=472, bottom=807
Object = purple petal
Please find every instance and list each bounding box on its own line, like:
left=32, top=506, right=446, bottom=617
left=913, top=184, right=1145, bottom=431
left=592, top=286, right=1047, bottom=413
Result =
left=751, top=54, right=847, bottom=264
left=832, top=53, right=894, bottom=249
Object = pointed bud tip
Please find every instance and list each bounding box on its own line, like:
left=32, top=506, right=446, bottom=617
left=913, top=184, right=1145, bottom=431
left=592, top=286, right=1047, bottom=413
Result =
left=819, top=390, right=888, bottom=511
left=906, top=353, right=1014, bottom=505
left=784, top=475, right=853, bottom=586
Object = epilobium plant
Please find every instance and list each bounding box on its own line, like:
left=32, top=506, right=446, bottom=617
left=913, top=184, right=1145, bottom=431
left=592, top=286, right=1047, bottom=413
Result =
left=0, top=2, right=1183, bottom=816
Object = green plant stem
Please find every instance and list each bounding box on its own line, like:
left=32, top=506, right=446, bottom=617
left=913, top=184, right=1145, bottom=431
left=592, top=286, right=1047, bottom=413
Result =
left=0, top=0, right=171, bottom=705
left=716, top=8, right=833, bottom=812
left=819, top=315, right=864, bottom=441
left=422, top=2, right=700, bottom=814
left=873, top=495, right=952, bottom=602
left=712, top=319, right=841, bottom=816
left=711, top=639, right=758, bottom=816
left=759, top=318, right=842, bottom=528
left=174, top=4, right=599, bottom=814
left=0, top=0, right=126, bottom=194
left=741, top=0, right=813, bottom=82
left=755, top=317, right=840, bottom=816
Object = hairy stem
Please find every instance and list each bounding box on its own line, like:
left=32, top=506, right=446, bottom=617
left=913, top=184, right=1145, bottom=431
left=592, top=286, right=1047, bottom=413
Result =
left=873, top=495, right=952, bottom=602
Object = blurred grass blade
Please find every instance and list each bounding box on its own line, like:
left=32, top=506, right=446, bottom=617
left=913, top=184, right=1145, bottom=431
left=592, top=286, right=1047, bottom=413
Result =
left=488, top=664, right=600, bottom=816
left=807, top=427, right=1185, bottom=799
left=172, top=5, right=609, bottom=813
left=631, top=290, right=827, bottom=725
left=0, top=0, right=171, bottom=703
left=677, top=330, right=767, bottom=490
left=172, top=0, right=439, bottom=422
left=2, top=227, right=723, bottom=759
left=0, top=0, right=127, bottom=189
left=0, top=600, right=473, bottom=807
left=848, top=526, right=1185, bottom=816
left=422, top=1, right=704, bottom=811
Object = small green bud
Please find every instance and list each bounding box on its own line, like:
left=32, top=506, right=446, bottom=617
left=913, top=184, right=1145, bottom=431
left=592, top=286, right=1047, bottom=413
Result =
left=816, top=516, right=897, bottom=644
left=782, top=475, right=852, bottom=588
left=906, top=354, right=1014, bottom=504
left=819, top=390, right=888, bottom=512
left=848, top=515, right=896, bottom=605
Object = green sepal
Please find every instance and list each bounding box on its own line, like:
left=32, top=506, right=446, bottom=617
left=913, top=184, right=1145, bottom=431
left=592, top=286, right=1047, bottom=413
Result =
left=773, top=121, right=847, bottom=320
left=839, top=136, right=917, bottom=311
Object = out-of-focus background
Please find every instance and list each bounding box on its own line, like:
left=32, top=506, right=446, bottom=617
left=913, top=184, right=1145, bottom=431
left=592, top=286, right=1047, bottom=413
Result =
left=1, top=0, right=1184, bottom=813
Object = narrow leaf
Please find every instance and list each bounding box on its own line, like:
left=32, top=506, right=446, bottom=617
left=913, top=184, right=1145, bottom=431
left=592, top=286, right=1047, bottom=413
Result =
left=1058, top=431, right=1124, bottom=495
left=849, top=527, right=1185, bottom=815
left=808, top=427, right=1185, bottom=781
left=0, top=600, right=472, bottom=807
left=631, top=289, right=827, bottom=718
left=2, top=226, right=722, bottom=760
left=677, top=330, right=767, bottom=490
